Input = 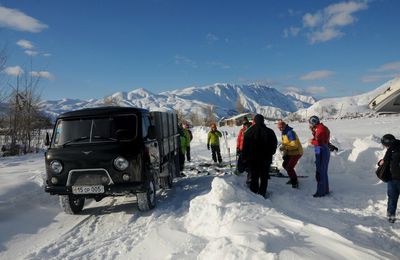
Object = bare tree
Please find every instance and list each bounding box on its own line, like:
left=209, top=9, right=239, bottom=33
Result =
left=0, top=46, right=8, bottom=102
left=5, top=61, right=51, bottom=155
left=203, top=105, right=216, bottom=126
left=174, top=109, right=185, bottom=124
left=188, top=110, right=202, bottom=126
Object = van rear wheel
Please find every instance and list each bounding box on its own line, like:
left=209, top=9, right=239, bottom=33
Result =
left=160, top=161, right=174, bottom=189
left=160, top=175, right=172, bottom=189
left=59, top=195, right=85, bottom=214
left=137, top=180, right=156, bottom=211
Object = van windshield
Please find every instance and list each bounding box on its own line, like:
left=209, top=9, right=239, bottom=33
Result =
left=52, top=114, right=137, bottom=147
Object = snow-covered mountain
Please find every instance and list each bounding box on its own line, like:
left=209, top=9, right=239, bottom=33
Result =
left=38, top=83, right=316, bottom=120
left=288, top=77, right=400, bottom=120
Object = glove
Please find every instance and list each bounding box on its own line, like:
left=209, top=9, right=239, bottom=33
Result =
left=207, top=144, right=210, bottom=150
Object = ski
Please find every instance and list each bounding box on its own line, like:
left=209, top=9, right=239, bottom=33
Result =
left=269, top=173, right=309, bottom=178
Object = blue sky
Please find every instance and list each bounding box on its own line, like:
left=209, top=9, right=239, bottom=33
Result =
left=1, top=0, right=400, bottom=100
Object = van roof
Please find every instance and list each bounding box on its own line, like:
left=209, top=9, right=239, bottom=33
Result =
left=58, top=106, right=148, bottom=119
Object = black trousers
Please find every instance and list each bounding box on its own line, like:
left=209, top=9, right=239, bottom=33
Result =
left=211, top=145, right=222, bottom=163
left=179, top=151, right=185, bottom=171
left=186, top=146, right=191, bottom=162
left=249, top=164, right=270, bottom=197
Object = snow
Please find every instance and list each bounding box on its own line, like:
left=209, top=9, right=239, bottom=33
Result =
left=1, top=115, right=400, bottom=259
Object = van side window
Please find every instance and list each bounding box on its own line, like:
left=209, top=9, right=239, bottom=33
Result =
left=142, top=116, right=151, bottom=138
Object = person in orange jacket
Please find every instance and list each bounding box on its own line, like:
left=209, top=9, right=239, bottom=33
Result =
left=236, top=120, right=251, bottom=173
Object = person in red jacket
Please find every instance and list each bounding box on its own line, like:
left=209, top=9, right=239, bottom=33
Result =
left=309, top=115, right=330, bottom=197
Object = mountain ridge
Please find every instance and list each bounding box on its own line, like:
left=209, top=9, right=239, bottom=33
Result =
left=38, top=83, right=317, bottom=120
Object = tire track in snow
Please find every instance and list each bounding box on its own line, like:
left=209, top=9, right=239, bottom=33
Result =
left=18, top=159, right=223, bottom=259
left=26, top=195, right=167, bottom=259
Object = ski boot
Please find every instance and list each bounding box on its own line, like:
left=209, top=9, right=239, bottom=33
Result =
left=388, top=215, right=396, bottom=223
left=291, top=179, right=299, bottom=189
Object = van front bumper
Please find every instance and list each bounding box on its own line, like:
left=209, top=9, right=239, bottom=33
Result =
left=45, top=183, right=146, bottom=196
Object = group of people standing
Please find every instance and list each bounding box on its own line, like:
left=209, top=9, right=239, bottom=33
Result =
left=187, top=114, right=399, bottom=223
left=233, top=114, right=331, bottom=198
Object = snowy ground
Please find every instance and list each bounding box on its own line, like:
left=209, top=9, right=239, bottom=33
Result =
left=1, top=115, right=400, bottom=260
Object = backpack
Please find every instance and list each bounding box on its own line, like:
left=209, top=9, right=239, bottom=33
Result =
left=375, top=161, right=390, bottom=182
left=188, top=130, right=193, bottom=141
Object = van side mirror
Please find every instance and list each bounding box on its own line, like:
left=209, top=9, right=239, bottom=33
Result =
left=148, top=125, right=156, bottom=140
left=45, top=132, right=50, bottom=146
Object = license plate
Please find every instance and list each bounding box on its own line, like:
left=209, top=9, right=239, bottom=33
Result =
left=72, top=185, right=104, bottom=194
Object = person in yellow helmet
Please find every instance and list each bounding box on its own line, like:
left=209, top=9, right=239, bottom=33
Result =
left=207, top=123, right=222, bottom=164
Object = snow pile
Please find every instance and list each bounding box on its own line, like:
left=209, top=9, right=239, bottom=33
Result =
left=184, top=176, right=383, bottom=259
left=348, top=135, right=384, bottom=169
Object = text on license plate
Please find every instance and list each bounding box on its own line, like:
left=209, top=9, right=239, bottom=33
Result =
left=72, top=185, right=104, bottom=194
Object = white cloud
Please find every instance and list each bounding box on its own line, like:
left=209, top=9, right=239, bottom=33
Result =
left=16, top=39, right=34, bottom=49
left=0, top=6, right=48, bottom=33
left=288, top=9, right=302, bottom=17
left=25, top=50, right=38, bottom=56
left=283, top=27, right=301, bottom=38
left=325, top=1, right=366, bottom=27
left=309, top=27, right=344, bottom=43
left=362, top=74, right=400, bottom=83
left=174, top=55, right=198, bottom=68
left=30, top=71, right=54, bottom=80
left=300, top=70, right=335, bottom=80
left=285, top=1, right=368, bottom=44
left=284, top=86, right=303, bottom=93
left=362, top=61, right=400, bottom=82
left=303, top=13, right=322, bottom=28
left=207, top=61, right=231, bottom=69
left=3, top=66, right=23, bottom=76
left=372, top=61, right=400, bottom=72
left=306, top=86, right=327, bottom=94
left=206, top=33, right=219, bottom=43
left=43, top=53, right=52, bottom=57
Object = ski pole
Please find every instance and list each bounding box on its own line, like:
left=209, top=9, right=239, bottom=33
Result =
left=223, top=131, right=233, bottom=174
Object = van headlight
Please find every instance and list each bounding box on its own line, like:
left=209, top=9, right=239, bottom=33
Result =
left=50, top=160, right=63, bottom=174
left=114, top=156, right=129, bottom=171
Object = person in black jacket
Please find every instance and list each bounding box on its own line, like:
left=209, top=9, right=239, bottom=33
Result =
left=378, top=134, right=400, bottom=223
left=242, top=114, right=278, bottom=198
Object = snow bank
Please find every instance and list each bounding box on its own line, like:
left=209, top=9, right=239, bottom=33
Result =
left=184, top=175, right=383, bottom=259
left=184, top=176, right=278, bottom=259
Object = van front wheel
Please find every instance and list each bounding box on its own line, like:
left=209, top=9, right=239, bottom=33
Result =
left=59, top=195, right=85, bottom=214
left=137, top=180, right=156, bottom=211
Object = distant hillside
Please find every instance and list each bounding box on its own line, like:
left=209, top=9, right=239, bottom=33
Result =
left=288, top=77, right=400, bottom=120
